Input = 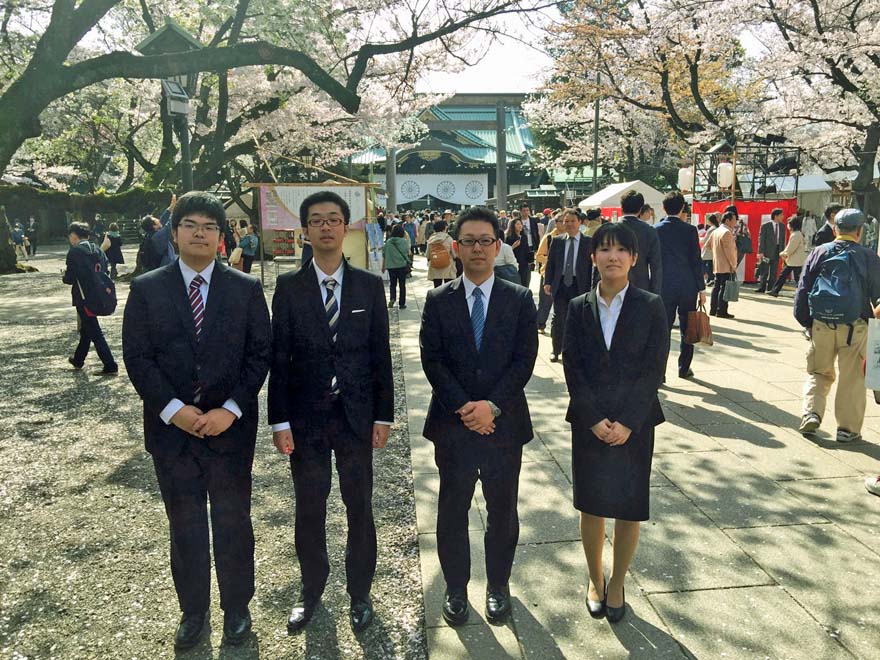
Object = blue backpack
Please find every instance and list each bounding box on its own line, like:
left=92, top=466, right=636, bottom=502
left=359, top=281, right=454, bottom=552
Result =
left=77, top=243, right=117, bottom=316
left=808, top=242, right=865, bottom=325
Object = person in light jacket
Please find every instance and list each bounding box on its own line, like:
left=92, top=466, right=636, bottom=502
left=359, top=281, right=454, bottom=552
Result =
left=700, top=214, right=720, bottom=286
left=709, top=211, right=739, bottom=319
left=426, top=219, right=457, bottom=286
left=768, top=216, right=806, bottom=296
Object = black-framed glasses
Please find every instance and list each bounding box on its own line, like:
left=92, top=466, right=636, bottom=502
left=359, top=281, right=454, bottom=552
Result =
left=179, top=220, right=221, bottom=233
left=458, top=237, right=497, bottom=247
left=307, top=217, right=345, bottom=227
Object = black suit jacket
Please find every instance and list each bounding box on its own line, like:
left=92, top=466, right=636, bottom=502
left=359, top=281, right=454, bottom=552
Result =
left=654, top=216, right=704, bottom=299
left=562, top=286, right=668, bottom=435
left=758, top=221, right=786, bottom=258
left=544, top=233, right=593, bottom=297
left=122, top=260, right=272, bottom=456
left=620, top=216, right=663, bottom=294
left=523, top=216, right=541, bottom=261
left=813, top=222, right=835, bottom=247
left=268, top=260, right=394, bottom=443
left=420, top=277, right=538, bottom=447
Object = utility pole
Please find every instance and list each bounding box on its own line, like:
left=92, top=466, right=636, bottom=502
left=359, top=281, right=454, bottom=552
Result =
left=592, top=71, right=601, bottom=194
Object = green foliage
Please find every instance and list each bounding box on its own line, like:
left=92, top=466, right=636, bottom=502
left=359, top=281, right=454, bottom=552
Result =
left=0, top=185, right=172, bottom=218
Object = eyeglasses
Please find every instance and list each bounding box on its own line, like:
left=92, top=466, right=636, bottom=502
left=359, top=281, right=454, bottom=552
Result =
left=458, top=237, right=497, bottom=247
left=179, top=220, right=220, bottom=233
left=307, top=217, right=345, bottom=227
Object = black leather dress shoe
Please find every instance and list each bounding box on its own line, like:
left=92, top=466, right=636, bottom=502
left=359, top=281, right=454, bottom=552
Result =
left=223, top=608, right=251, bottom=645
left=442, top=591, right=469, bottom=626
left=679, top=368, right=694, bottom=379
left=287, top=596, right=320, bottom=634
left=586, top=575, right=606, bottom=619
left=605, top=583, right=626, bottom=623
left=174, top=611, right=207, bottom=650
left=485, top=586, right=511, bottom=624
left=350, top=596, right=374, bottom=632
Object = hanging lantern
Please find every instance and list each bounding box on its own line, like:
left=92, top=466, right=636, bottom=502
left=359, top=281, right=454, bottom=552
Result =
left=717, top=162, right=735, bottom=189
left=678, top=167, right=694, bottom=192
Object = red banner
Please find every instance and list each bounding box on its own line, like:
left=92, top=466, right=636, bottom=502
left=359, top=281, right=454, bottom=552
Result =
left=693, top=199, right=798, bottom=282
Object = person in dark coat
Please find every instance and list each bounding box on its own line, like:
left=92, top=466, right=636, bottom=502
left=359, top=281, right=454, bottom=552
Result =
left=618, top=191, right=663, bottom=293
left=563, top=222, right=669, bottom=623
left=505, top=217, right=532, bottom=287
left=105, top=222, right=125, bottom=279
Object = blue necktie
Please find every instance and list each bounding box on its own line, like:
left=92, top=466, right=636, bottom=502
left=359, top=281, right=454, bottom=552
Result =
left=471, top=287, right=485, bottom=351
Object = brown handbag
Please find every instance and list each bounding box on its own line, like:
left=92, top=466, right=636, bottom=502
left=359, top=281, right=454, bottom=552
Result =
left=684, top=303, right=713, bottom=346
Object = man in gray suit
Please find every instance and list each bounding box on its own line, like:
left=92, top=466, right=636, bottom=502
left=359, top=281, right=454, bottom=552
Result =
left=756, top=207, right=787, bottom=293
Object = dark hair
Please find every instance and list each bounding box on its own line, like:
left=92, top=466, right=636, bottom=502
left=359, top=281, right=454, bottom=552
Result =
left=141, top=215, right=157, bottom=232
left=504, top=217, right=523, bottom=240
left=591, top=221, right=639, bottom=256
left=433, top=219, right=447, bottom=232
left=639, top=204, right=653, bottom=216
left=299, top=190, right=351, bottom=225
left=824, top=203, right=843, bottom=220
left=697, top=223, right=706, bottom=231
left=663, top=191, right=686, bottom=215
left=519, top=203, right=531, bottom=212
left=239, top=219, right=248, bottom=229
left=723, top=204, right=739, bottom=217
left=721, top=211, right=737, bottom=224
left=707, top=213, right=720, bottom=227
left=390, top=224, right=405, bottom=238
left=456, top=206, right=500, bottom=238
left=109, top=222, right=119, bottom=232
left=585, top=207, right=602, bottom=221
left=172, top=191, right=227, bottom=231
left=621, top=190, right=645, bottom=214
left=560, top=208, right=581, bottom=222
left=771, top=207, right=784, bottom=219
left=788, top=215, right=803, bottom=231
left=68, top=221, right=91, bottom=239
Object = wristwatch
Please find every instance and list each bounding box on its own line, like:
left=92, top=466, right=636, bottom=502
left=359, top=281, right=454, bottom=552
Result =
left=487, top=401, right=502, bottom=418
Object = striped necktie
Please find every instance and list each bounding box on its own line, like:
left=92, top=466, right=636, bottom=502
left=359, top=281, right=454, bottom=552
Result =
left=189, top=274, right=205, bottom=338
left=471, top=287, right=485, bottom=351
left=324, top=277, right=340, bottom=394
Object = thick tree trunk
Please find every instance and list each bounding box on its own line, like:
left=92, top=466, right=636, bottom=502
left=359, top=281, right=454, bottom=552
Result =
left=0, top=207, right=19, bottom=274
left=852, top=124, right=880, bottom=219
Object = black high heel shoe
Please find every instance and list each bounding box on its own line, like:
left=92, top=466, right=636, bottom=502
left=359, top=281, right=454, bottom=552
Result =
left=605, top=580, right=626, bottom=623
left=586, top=574, right=606, bottom=619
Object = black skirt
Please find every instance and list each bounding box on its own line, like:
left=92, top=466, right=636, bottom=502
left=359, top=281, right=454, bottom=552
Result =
left=571, top=424, right=654, bottom=521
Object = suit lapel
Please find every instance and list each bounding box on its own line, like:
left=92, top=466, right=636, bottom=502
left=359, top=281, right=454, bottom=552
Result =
left=577, top=236, right=592, bottom=289
left=337, top=261, right=356, bottom=341
left=480, top=279, right=506, bottom=354
left=302, top=262, right=333, bottom=347
left=609, top=286, right=638, bottom=352
left=586, top=289, right=607, bottom=354
left=167, top=263, right=198, bottom=348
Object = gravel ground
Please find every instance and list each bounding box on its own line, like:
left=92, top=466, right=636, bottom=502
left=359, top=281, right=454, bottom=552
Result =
left=0, top=269, right=426, bottom=660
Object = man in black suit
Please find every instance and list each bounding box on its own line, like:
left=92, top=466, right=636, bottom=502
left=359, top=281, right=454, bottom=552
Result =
left=812, top=203, right=841, bottom=247
left=63, top=221, right=118, bottom=374
left=543, top=208, right=592, bottom=361
left=268, top=191, right=394, bottom=634
left=619, top=190, right=663, bottom=294
left=420, top=207, right=538, bottom=627
left=756, top=207, right=787, bottom=293
left=519, top=203, right=542, bottom=285
left=122, top=191, right=272, bottom=649
left=654, top=191, right=706, bottom=379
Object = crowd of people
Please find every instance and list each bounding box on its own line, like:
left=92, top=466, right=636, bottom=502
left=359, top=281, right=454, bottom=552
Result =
left=39, top=184, right=880, bottom=650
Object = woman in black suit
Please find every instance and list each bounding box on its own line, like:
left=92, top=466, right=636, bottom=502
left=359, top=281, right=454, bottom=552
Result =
left=505, top=217, right=531, bottom=287
left=562, top=222, right=669, bottom=623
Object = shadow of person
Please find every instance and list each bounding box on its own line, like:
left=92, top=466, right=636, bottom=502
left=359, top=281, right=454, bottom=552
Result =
left=353, top=607, right=395, bottom=659
left=509, top=596, right=566, bottom=659
left=303, top=603, right=343, bottom=660
left=173, top=617, right=214, bottom=660
left=608, top=607, right=697, bottom=659
left=217, top=631, right=262, bottom=660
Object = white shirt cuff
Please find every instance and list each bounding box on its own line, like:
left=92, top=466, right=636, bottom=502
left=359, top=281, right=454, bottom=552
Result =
left=160, top=398, right=185, bottom=425
left=271, top=422, right=291, bottom=432
left=222, top=399, right=242, bottom=419
left=374, top=420, right=392, bottom=426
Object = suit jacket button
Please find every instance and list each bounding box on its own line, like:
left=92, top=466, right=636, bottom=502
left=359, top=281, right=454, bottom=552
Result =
left=476, top=368, right=482, bottom=376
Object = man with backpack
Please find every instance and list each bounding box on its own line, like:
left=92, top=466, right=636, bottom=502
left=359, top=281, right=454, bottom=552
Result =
left=63, top=222, right=118, bottom=375
left=795, top=208, right=880, bottom=442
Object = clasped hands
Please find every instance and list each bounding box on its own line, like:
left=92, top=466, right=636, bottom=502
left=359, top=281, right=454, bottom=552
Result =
left=171, top=405, right=236, bottom=438
left=272, top=423, right=391, bottom=456
left=591, top=418, right=632, bottom=446
left=457, top=400, right=495, bottom=435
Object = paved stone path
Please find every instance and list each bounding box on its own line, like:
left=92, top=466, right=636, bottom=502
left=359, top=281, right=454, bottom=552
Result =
left=398, top=256, right=879, bottom=660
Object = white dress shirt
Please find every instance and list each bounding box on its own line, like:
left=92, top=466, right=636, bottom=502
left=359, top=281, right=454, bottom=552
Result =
left=159, top=259, right=242, bottom=425
left=597, top=284, right=629, bottom=350
left=271, top=260, right=390, bottom=433
left=522, top=219, right=534, bottom=248
left=462, top=273, right=495, bottom=315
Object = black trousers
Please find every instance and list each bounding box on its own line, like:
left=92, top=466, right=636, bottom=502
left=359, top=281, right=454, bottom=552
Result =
left=536, top=274, right=552, bottom=329
left=242, top=255, right=255, bottom=273
left=710, top=273, right=731, bottom=315
left=551, top=280, right=579, bottom=355
left=758, top=257, right=779, bottom=291
left=72, top=306, right=116, bottom=369
left=663, top=294, right=697, bottom=375
left=388, top=266, right=407, bottom=305
left=433, top=278, right=452, bottom=288
left=152, top=445, right=255, bottom=615
left=771, top=265, right=802, bottom=293
left=434, top=441, right=523, bottom=592
left=290, top=401, right=376, bottom=601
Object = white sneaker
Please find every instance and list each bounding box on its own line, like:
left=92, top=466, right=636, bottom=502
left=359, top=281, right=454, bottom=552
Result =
left=865, top=476, right=880, bottom=497
left=799, top=413, right=820, bottom=435
left=836, top=428, right=862, bottom=443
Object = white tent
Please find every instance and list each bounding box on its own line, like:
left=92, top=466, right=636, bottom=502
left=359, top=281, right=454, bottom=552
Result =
left=577, top=180, right=665, bottom=213
left=736, top=174, right=832, bottom=218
